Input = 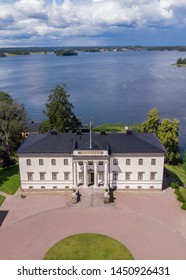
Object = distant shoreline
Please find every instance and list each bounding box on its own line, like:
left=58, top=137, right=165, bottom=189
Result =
left=1, top=45, right=186, bottom=58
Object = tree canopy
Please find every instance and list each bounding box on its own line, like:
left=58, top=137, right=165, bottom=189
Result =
left=41, top=84, right=81, bottom=133
left=141, top=108, right=180, bottom=164
left=0, top=91, right=27, bottom=167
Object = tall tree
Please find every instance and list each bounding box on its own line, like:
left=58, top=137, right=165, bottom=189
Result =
left=42, top=84, right=81, bottom=132
left=0, top=91, right=27, bottom=167
left=157, top=118, right=180, bottom=164
left=142, top=108, right=160, bottom=133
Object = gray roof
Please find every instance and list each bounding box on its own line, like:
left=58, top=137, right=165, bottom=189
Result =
left=17, top=131, right=166, bottom=155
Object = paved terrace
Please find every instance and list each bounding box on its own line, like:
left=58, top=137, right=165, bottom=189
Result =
left=0, top=188, right=186, bottom=260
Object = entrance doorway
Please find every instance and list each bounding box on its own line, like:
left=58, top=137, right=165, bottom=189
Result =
left=88, top=172, right=94, bottom=185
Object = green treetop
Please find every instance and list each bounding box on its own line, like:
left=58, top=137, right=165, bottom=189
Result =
left=42, top=84, right=81, bottom=133
left=141, top=108, right=180, bottom=164
left=141, top=108, right=160, bottom=133
left=0, top=91, right=27, bottom=167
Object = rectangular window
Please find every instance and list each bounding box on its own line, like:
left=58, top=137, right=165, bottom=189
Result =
left=126, top=159, right=130, bottom=165
left=138, top=172, right=144, bottom=180
left=98, top=171, right=104, bottom=181
left=125, top=172, right=131, bottom=180
left=78, top=161, right=83, bottom=165
left=26, top=159, right=31, bottom=166
left=151, top=159, right=156, bottom=165
left=150, top=186, right=154, bottom=189
left=113, top=171, right=118, bottom=180
left=79, top=172, right=84, bottom=181
left=125, top=186, right=130, bottom=189
left=40, top=172, right=46, bottom=180
left=138, top=186, right=142, bottom=189
left=65, top=186, right=69, bottom=189
left=51, top=159, right=56, bottom=165
left=99, top=161, right=103, bottom=165
left=39, top=159, right=44, bottom=165
left=29, top=186, right=33, bottom=189
left=113, top=158, right=118, bottom=165
left=138, top=159, right=143, bottom=165
left=27, top=172, right=33, bottom=181
left=88, top=161, right=93, bottom=165
left=64, top=159, right=68, bottom=165
left=41, top=186, right=45, bottom=189
left=64, top=172, right=70, bottom=180
left=150, top=172, right=156, bottom=180
left=53, top=186, right=57, bottom=189
left=52, top=172, right=58, bottom=180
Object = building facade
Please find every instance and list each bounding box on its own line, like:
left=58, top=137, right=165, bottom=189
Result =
left=17, top=130, right=166, bottom=191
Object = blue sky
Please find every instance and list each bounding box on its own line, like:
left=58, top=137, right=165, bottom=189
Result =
left=0, top=0, right=186, bottom=47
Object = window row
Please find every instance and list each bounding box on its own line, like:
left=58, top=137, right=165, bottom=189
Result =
left=112, top=172, right=157, bottom=181
left=26, top=158, right=69, bottom=166
left=125, top=158, right=156, bottom=166
left=29, top=186, right=70, bottom=190
left=27, top=172, right=70, bottom=181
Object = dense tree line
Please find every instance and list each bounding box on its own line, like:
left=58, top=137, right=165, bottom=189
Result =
left=177, top=58, right=186, bottom=64
left=55, top=50, right=78, bottom=56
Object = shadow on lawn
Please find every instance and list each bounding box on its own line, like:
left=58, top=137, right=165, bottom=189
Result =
left=0, top=211, right=8, bottom=227
left=0, top=165, right=19, bottom=190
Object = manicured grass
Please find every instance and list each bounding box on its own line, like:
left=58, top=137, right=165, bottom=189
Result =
left=0, top=195, right=5, bottom=206
left=94, top=123, right=126, bottom=132
left=165, top=164, right=186, bottom=185
left=0, top=165, right=20, bottom=195
left=44, top=233, right=134, bottom=260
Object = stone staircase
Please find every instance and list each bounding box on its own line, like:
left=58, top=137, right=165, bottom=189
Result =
left=68, top=188, right=115, bottom=208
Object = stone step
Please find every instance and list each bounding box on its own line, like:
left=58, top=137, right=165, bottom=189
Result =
left=68, top=188, right=115, bottom=208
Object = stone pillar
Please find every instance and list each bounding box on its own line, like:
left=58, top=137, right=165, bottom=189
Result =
left=73, top=162, right=77, bottom=188
left=104, top=161, right=108, bottom=187
left=94, top=161, right=98, bottom=187
left=83, top=161, right=87, bottom=187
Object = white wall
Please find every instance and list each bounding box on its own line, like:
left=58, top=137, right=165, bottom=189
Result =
left=109, top=155, right=164, bottom=190
left=19, top=154, right=164, bottom=190
left=19, top=156, right=73, bottom=190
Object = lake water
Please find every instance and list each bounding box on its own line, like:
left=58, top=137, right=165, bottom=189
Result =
left=0, top=51, right=186, bottom=150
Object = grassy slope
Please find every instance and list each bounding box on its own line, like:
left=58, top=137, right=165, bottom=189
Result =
left=165, top=164, right=186, bottom=185
left=94, top=123, right=126, bottom=132
left=0, top=165, right=20, bottom=195
left=44, top=233, right=134, bottom=260
left=0, top=195, right=5, bottom=206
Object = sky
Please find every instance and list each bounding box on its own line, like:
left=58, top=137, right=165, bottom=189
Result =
left=0, top=0, right=186, bottom=47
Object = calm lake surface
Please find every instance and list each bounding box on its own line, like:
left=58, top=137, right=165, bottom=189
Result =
left=0, top=51, right=186, bottom=150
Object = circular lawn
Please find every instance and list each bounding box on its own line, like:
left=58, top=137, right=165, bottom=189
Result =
left=43, top=233, right=134, bottom=260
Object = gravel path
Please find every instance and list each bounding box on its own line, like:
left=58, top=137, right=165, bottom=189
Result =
left=0, top=188, right=186, bottom=260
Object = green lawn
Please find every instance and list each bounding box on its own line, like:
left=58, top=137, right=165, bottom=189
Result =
left=0, top=165, right=20, bottom=195
left=94, top=123, right=126, bottom=132
left=44, top=233, right=134, bottom=260
left=165, top=164, right=186, bottom=185
left=0, top=195, right=5, bottom=206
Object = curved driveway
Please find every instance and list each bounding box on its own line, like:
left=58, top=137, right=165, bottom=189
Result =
left=0, top=189, right=186, bottom=260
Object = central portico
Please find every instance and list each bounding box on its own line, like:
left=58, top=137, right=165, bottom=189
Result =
left=72, top=149, right=109, bottom=188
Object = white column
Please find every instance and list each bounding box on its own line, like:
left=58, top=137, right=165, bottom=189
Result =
left=104, top=161, right=108, bottom=187
left=83, top=161, right=87, bottom=187
left=73, top=162, right=77, bottom=188
left=94, top=161, right=98, bottom=187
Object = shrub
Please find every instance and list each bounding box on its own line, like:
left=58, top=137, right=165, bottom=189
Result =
left=177, top=193, right=185, bottom=203
left=181, top=202, right=186, bottom=210
left=174, top=188, right=180, bottom=195
left=170, top=182, right=179, bottom=189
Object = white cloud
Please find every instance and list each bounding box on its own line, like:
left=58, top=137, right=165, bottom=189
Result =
left=0, top=0, right=186, bottom=46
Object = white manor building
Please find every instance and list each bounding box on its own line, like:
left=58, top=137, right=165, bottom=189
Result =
left=17, top=130, right=166, bottom=191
